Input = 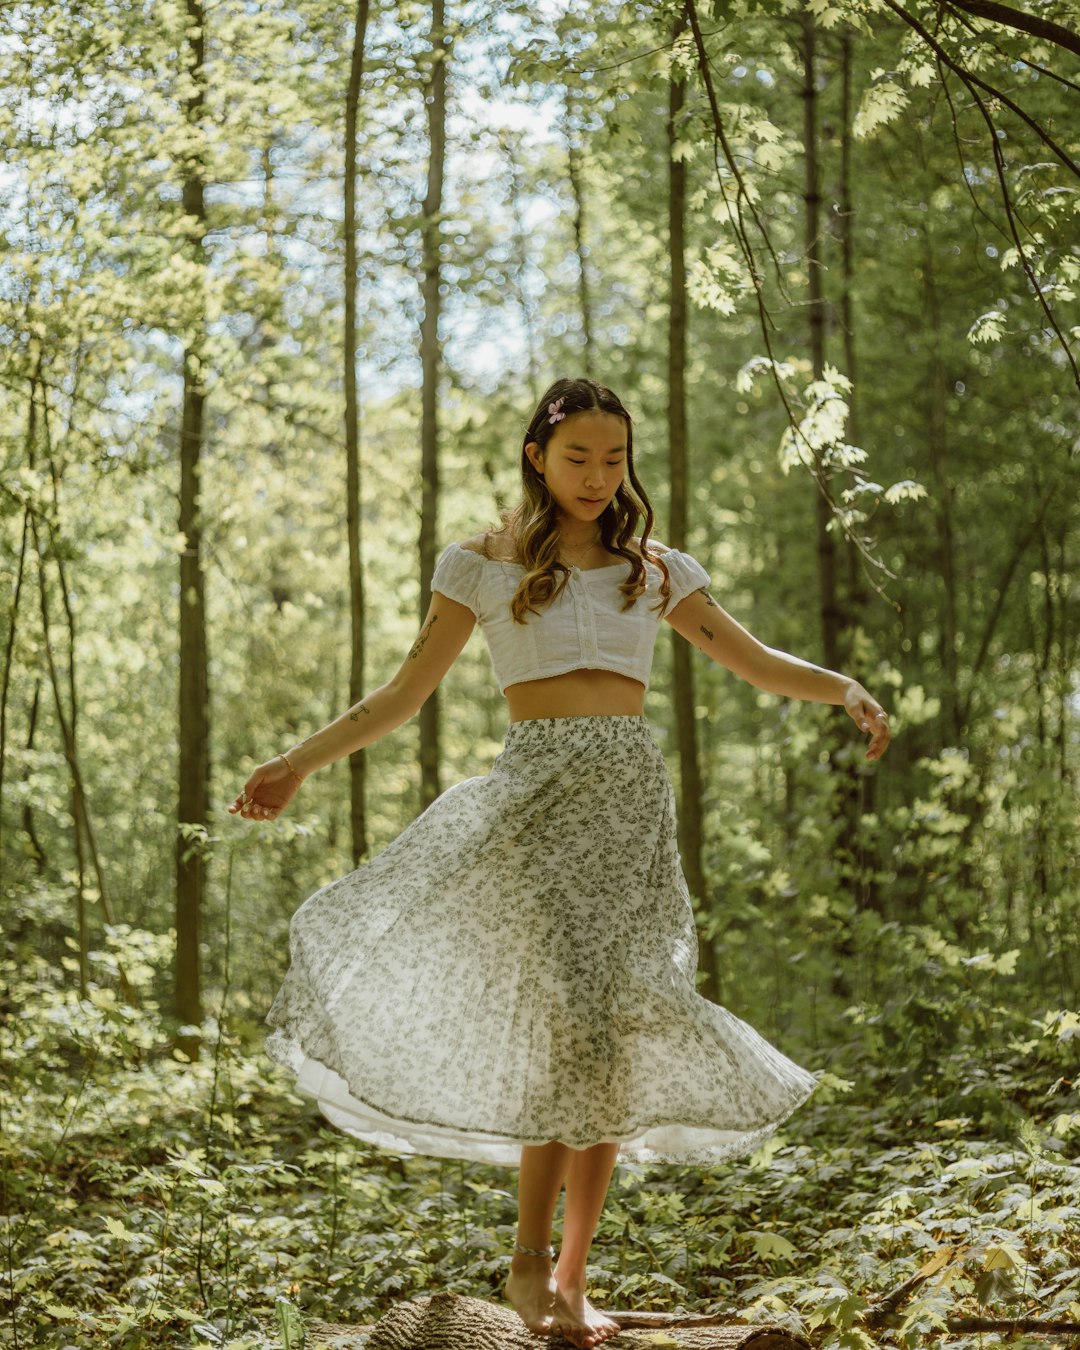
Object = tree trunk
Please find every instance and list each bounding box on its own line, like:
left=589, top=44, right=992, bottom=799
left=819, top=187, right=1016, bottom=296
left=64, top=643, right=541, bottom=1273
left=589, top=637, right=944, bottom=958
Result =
left=564, top=92, right=594, bottom=377
left=14, top=353, right=130, bottom=994
left=802, top=16, right=864, bottom=963
left=836, top=28, right=881, bottom=919
left=176, top=0, right=209, bottom=1051
left=22, top=682, right=47, bottom=873
left=32, top=499, right=131, bottom=999
left=920, top=234, right=961, bottom=742
left=501, top=130, right=541, bottom=401
left=417, top=0, right=448, bottom=814
left=800, top=14, right=841, bottom=674
left=344, top=0, right=371, bottom=865
left=0, top=435, right=33, bottom=880
left=667, top=17, right=718, bottom=1003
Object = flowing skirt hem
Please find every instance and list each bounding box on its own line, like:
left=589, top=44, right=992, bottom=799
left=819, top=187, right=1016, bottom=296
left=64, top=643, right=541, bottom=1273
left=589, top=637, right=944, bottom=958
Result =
left=269, top=1035, right=819, bottom=1168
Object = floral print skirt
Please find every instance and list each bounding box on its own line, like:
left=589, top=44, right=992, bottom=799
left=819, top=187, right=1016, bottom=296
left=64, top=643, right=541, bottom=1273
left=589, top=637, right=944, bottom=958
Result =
left=265, top=714, right=818, bottom=1166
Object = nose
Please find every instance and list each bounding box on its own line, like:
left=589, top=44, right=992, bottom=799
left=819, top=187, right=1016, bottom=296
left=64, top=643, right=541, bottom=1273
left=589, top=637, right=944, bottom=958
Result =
left=584, top=466, right=604, bottom=489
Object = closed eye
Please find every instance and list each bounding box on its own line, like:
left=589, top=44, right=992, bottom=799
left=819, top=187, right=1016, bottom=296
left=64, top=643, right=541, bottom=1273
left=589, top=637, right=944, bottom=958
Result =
left=569, top=459, right=624, bottom=466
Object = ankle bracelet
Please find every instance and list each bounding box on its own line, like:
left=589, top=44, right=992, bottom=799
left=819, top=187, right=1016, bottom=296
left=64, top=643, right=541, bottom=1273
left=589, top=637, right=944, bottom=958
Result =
left=514, top=1242, right=555, bottom=1259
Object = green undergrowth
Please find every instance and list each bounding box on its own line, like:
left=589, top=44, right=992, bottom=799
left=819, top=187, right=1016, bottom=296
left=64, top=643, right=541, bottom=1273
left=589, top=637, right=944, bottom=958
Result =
left=2, top=926, right=1079, bottom=1350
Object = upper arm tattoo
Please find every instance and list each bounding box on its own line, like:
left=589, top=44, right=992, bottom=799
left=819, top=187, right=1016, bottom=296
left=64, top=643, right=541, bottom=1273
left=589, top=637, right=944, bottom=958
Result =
left=409, top=614, right=438, bottom=661
left=691, top=585, right=718, bottom=642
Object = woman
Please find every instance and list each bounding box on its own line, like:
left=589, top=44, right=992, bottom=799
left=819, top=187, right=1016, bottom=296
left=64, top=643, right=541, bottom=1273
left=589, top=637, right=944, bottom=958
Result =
left=231, top=376, right=891, bottom=1347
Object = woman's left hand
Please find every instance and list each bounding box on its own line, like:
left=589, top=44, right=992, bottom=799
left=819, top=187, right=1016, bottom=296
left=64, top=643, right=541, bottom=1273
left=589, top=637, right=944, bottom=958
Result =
left=843, top=682, right=891, bottom=761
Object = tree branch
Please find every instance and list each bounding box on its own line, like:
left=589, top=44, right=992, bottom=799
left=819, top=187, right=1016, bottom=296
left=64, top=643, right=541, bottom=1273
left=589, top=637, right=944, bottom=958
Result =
left=943, top=0, right=1080, bottom=60
left=883, top=0, right=1080, bottom=182
left=883, top=0, right=1080, bottom=391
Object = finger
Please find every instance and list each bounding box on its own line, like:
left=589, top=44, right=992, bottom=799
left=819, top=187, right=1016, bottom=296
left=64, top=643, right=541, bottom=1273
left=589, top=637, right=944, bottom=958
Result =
left=868, top=731, right=890, bottom=758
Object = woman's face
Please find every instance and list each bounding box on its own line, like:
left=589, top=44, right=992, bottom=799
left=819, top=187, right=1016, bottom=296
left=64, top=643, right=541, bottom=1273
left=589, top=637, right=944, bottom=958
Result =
left=526, top=410, right=628, bottom=529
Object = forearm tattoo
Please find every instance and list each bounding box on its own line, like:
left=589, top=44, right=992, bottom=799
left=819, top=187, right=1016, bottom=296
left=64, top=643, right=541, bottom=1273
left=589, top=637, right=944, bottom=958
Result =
left=700, top=625, right=714, bottom=641
left=349, top=704, right=371, bottom=722
left=409, top=615, right=438, bottom=660
left=696, top=586, right=717, bottom=609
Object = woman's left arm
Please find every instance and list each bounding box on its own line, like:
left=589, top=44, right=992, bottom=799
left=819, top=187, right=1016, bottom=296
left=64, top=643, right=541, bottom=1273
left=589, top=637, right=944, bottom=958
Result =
left=665, top=587, right=891, bottom=761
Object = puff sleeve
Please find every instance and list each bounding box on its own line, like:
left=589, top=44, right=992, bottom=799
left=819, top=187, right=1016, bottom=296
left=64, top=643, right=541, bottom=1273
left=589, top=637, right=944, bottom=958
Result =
left=431, top=543, right=483, bottom=617
left=663, top=549, right=711, bottom=609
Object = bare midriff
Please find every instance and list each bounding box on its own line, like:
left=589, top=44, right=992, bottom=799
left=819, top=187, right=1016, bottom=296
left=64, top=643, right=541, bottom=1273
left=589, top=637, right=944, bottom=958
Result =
left=505, top=668, right=646, bottom=723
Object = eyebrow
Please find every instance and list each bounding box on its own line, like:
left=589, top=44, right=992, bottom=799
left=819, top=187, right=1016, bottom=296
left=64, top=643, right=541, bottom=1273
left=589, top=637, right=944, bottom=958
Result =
left=562, top=443, right=627, bottom=453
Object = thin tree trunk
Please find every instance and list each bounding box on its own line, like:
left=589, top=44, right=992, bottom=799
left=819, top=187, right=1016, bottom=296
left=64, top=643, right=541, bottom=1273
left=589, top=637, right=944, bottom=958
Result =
left=803, top=16, right=863, bottom=958
left=22, top=681, right=46, bottom=873
left=1032, top=499, right=1054, bottom=903
left=501, top=131, right=541, bottom=401
left=801, top=14, right=841, bottom=673
left=836, top=29, right=882, bottom=918
left=11, top=360, right=123, bottom=983
left=344, top=0, right=371, bottom=864
left=920, top=237, right=961, bottom=740
left=564, top=92, right=594, bottom=377
left=417, top=0, right=448, bottom=813
left=838, top=33, right=858, bottom=456
left=667, top=18, right=718, bottom=1003
left=42, top=423, right=114, bottom=996
left=176, top=0, right=209, bottom=1050
left=32, top=517, right=88, bottom=996
left=0, top=486, right=33, bottom=882
left=31, top=502, right=131, bottom=999
left=1055, top=520, right=1072, bottom=790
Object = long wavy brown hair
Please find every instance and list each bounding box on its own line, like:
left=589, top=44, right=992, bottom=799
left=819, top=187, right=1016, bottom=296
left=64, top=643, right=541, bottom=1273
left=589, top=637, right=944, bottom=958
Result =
left=480, top=377, right=672, bottom=624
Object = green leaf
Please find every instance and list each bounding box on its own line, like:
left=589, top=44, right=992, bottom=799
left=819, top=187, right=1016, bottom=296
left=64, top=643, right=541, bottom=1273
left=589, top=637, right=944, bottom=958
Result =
left=275, top=1296, right=305, bottom=1350
left=984, top=1242, right=1023, bottom=1270
left=968, top=311, right=1007, bottom=344
left=749, top=1230, right=799, bottom=1261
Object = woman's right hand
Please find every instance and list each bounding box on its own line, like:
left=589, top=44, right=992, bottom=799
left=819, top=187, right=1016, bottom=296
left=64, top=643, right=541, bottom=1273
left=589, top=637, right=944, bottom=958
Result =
left=228, top=755, right=304, bottom=822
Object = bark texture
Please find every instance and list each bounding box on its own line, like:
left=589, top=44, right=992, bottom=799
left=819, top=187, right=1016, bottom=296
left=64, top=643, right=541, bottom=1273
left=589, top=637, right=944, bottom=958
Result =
left=417, top=0, right=448, bottom=813
left=349, top=1292, right=808, bottom=1350
left=176, top=0, right=209, bottom=1047
left=344, top=0, right=372, bottom=865
left=565, top=97, right=594, bottom=378
left=665, top=16, right=717, bottom=1003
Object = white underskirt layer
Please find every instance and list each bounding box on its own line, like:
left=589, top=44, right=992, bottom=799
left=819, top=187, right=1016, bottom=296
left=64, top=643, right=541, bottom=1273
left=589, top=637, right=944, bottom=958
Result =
left=292, top=1056, right=813, bottom=1168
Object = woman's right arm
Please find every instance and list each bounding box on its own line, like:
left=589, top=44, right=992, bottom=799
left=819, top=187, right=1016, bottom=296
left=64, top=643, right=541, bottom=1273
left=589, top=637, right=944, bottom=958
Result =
left=230, top=591, right=476, bottom=820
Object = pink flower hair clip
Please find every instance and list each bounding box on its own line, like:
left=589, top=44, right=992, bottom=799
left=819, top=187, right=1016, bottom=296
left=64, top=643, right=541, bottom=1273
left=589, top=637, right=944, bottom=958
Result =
left=547, top=397, right=566, bottom=425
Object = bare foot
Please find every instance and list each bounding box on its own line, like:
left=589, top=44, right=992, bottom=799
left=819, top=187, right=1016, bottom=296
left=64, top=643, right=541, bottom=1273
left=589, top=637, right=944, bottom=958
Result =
left=506, top=1254, right=557, bottom=1336
left=549, top=1275, right=620, bottom=1348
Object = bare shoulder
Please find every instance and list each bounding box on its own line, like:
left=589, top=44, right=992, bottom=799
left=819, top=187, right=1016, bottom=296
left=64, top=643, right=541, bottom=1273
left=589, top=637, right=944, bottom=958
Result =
left=460, top=530, right=516, bottom=561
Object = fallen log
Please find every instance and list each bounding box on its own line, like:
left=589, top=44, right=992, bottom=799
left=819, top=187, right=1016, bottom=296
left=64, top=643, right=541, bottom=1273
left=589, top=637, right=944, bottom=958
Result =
left=358, top=1291, right=809, bottom=1350
left=945, top=1316, right=1080, bottom=1335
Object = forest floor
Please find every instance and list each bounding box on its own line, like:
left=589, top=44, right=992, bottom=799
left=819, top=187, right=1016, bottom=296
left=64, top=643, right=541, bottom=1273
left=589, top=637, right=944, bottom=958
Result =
left=3, top=992, right=1080, bottom=1350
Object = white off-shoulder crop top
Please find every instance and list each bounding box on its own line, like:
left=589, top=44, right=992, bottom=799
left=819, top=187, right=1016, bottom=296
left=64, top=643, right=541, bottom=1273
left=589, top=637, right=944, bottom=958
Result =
left=431, top=541, right=710, bottom=693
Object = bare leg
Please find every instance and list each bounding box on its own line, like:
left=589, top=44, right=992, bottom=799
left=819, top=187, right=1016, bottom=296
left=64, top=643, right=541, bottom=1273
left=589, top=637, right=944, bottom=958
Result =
left=506, top=1142, right=571, bottom=1335
left=552, top=1142, right=621, bottom=1348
